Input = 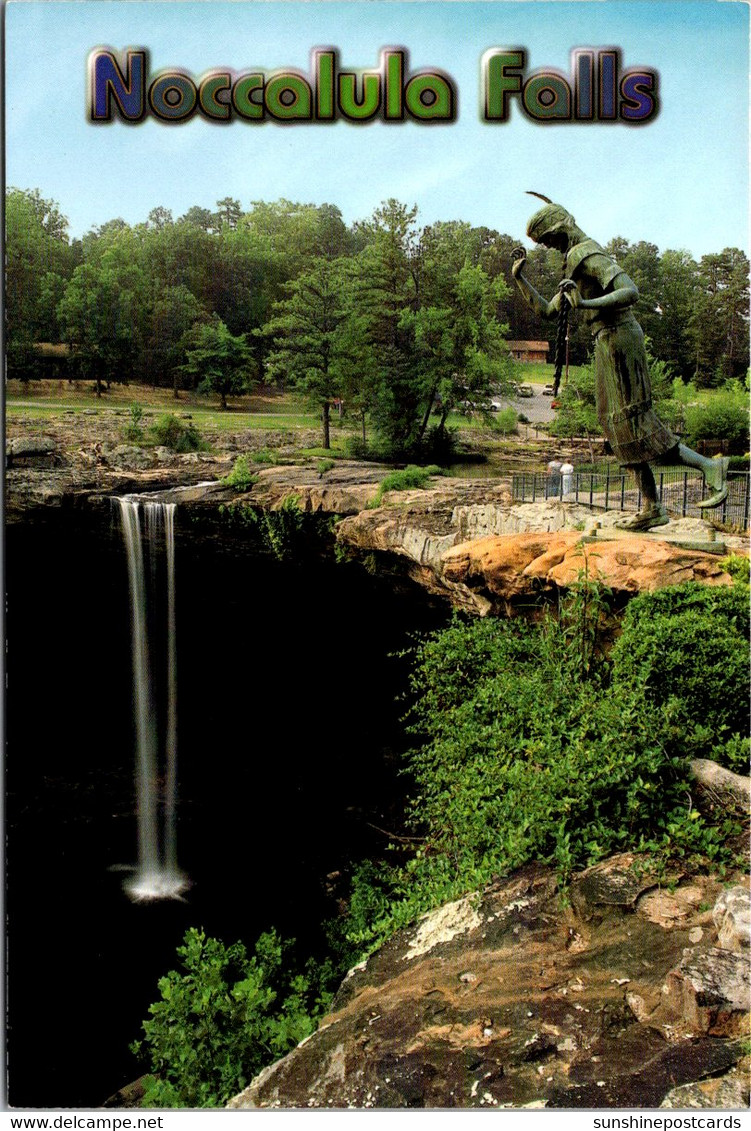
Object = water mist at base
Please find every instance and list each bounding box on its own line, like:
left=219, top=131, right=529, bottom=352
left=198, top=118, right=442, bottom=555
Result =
left=117, top=497, right=188, bottom=902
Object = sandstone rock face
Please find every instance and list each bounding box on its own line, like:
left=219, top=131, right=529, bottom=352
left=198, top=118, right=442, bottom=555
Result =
left=662, top=948, right=751, bottom=1038
left=6, top=435, right=59, bottom=459
left=338, top=495, right=737, bottom=613
left=247, top=462, right=392, bottom=515
left=438, top=531, right=732, bottom=614
left=713, top=887, right=751, bottom=953
left=660, top=1061, right=751, bottom=1109
left=229, top=861, right=749, bottom=1110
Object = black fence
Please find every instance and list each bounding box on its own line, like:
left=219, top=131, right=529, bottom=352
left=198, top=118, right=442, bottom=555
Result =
left=512, top=467, right=750, bottom=531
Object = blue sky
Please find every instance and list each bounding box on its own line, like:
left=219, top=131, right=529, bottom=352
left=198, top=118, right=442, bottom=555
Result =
left=5, top=0, right=749, bottom=257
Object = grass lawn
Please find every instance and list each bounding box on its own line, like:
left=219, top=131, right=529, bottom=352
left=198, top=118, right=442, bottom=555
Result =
left=6, top=380, right=320, bottom=431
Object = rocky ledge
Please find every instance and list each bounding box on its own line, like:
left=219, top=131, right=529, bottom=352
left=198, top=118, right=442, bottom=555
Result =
left=6, top=455, right=745, bottom=609
left=229, top=860, right=751, bottom=1110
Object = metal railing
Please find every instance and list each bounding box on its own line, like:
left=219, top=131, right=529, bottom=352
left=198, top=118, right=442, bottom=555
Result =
left=512, top=467, right=749, bottom=530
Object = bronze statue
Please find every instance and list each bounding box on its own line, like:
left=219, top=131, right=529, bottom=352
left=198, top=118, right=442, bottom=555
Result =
left=511, top=197, right=729, bottom=530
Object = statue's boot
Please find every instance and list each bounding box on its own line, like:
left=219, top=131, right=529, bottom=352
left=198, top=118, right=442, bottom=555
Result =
left=697, top=456, right=730, bottom=509
left=615, top=503, right=669, bottom=532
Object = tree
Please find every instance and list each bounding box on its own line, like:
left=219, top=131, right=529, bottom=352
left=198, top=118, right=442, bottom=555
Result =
left=147, top=285, right=207, bottom=396
left=215, top=197, right=242, bottom=229
left=261, top=258, right=349, bottom=448
left=57, top=227, right=149, bottom=393
left=147, top=206, right=173, bottom=230
left=181, top=318, right=254, bottom=408
left=5, top=188, right=76, bottom=379
left=179, top=205, right=216, bottom=232
left=689, top=249, right=750, bottom=385
left=348, top=200, right=421, bottom=454
left=654, top=248, right=697, bottom=381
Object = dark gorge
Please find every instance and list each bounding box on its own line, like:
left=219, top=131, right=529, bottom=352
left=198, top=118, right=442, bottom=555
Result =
left=6, top=505, right=444, bottom=1108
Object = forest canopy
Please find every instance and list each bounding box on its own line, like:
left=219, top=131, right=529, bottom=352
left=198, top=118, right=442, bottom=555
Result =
left=6, top=187, right=749, bottom=452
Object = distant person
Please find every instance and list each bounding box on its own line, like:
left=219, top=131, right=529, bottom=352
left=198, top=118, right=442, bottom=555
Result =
left=512, top=197, right=729, bottom=531
left=546, top=459, right=562, bottom=498
left=560, top=461, right=574, bottom=495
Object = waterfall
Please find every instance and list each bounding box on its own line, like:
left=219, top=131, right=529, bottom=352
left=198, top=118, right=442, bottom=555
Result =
left=117, top=496, right=188, bottom=902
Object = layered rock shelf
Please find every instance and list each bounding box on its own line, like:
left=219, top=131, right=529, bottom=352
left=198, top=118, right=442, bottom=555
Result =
left=6, top=453, right=743, bottom=613
left=229, top=861, right=750, bottom=1109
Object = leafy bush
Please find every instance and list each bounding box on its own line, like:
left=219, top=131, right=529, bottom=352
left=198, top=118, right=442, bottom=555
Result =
left=130, top=928, right=332, bottom=1108
left=493, top=407, right=518, bottom=435
left=417, top=423, right=459, bottom=465
left=250, top=448, right=284, bottom=465
left=682, top=390, right=750, bottom=451
left=719, top=553, right=751, bottom=586
left=149, top=413, right=204, bottom=453
left=221, top=454, right=258, bottom=491
left=610, top=582, right=750, bottom=740
left=123, top=403, right=144, bottom=442
left=220, top=496, right=334, bottom=562
left=369, top=464, right=443, bottom=508
left=341, top=582, right=745, bottom=951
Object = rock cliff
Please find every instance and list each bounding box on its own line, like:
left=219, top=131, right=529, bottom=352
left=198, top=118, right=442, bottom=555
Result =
left=229, top=861, right=750, bottom=1110
left=7, top=453, right=742, bottom=610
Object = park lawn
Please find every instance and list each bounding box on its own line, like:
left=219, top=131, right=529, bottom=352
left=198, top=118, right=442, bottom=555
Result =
left=6, top=380, right=320, bottom=431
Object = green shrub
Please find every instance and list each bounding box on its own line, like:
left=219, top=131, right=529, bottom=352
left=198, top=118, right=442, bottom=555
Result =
left=123, top=403, right=144, bottom=442
left=150, top=413, right=204, bottom=453
left=682, top=390, right=750, bottom=451
left=250, top=448, right=283, bottom=465
left=341, top=582, right=745, bottom=952
left=316, top=459, right=335, bottom=476
left=221, top=496, right=334, bottom=562
left=369, top=464, right=443, bottom=508
left=493, top=407, right=518, bottom=435
left=130, top=928, right=332, bottom=1108
left=719, top=553, right=751, bottom=586
left=610, top=583, right=750, bottom=740
left=221, top=454, right=258, bottom=491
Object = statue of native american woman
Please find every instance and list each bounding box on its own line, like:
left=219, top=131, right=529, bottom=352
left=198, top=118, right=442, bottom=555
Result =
left=511, top=196, right=729, bottom=531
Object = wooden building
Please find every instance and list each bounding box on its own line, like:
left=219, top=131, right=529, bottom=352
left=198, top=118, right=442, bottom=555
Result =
left=507, top=340, right=549, bottom=364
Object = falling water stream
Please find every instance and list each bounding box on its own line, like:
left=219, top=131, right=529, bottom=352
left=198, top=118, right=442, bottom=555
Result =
left=117, top=496, right=188, bottom=901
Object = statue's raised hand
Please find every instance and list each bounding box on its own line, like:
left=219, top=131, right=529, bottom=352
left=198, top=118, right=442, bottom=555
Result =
left=511, top=247, right=527, bottom=278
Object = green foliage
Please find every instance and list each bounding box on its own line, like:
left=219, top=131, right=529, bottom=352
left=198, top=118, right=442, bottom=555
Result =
left=260, top=256, right=350, bottom=449
left=719, top=553, right=751, bottom=586
left=492, top=407, right=518, bottom=435
left=221, top=496, right=335, bottom=562
left=610, top=582, right=750, bottom=746
left=546, top=364, right=599, bottom=438
left=130, top=927, right=332, bottom=1108
left=221, top=454, right=258, bottom=491
left=682, top=387, right=750, bottom=451
left=123, top=402, right=144, bottom=442
left=149, top=413, right=204, bottom=452
left=250, top=448, right=285, bottom=465
left=182, top=319, right=254, bottom=409
left=316, top=459, right=335, bottom=476
left=369, top=464, right=443, bottom=508
left=340, top=580, right=746, bottom=952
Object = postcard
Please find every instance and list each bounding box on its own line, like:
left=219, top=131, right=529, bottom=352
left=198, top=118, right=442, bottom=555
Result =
left=5, top=0, right=749, bottom=1119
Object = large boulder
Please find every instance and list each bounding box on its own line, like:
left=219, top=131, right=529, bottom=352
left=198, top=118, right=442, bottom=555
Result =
left=228, top=861, right=749, bottom=1110
left=438, top=531, right=733, bottom=613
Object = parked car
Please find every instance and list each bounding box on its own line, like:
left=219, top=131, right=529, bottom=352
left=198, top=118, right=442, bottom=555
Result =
left=542, top=384, right=555, bottom=395
left=515, top=384, right=534, bottom=397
